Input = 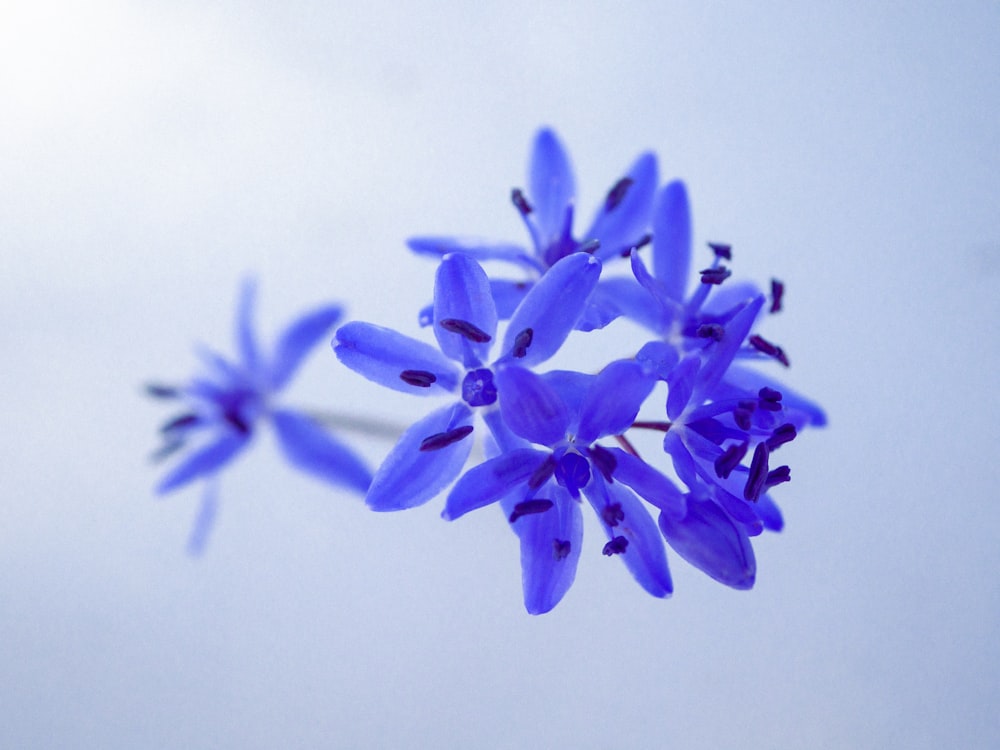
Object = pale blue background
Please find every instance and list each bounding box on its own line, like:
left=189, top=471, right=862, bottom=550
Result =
left=2, top=2, right=998, bottom=748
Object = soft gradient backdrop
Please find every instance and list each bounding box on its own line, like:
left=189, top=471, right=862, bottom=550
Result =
left=2, top=1, right=998, bottom=747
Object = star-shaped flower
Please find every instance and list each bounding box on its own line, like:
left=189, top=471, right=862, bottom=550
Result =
left=148, top=279, right=372, bottom=553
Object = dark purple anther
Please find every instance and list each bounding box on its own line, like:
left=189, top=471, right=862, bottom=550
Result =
left=223, top=410, right=252, bottom=435
left=552, top=539, right=572, bottom=560
left=622, top=233, right=653, bottom=257
left=439, top=318, right=492, bottom=343
left=758, top=387, right=783, bottom=411
left=400, top=369, right=437, bottom=387
left=603, top=536, right=629, bottom=556
left=588, top=444, right=617, bottom=482
left=146, top=383, right=180, bottom=399
left=419, top=424, right=473, bottom=452
left=714, top=440, right=749, bottom=479
left=461, top=368, right=497, bottom=406
left=696, top=323, right=725, bottom=341
left=604, top=177, right=634, bottom=212
left=744, top=442, right=770, bottom=501
left=766, top=423, right=797, bottom=450
left=509, top=498, right=555, bottom=523
left=770, top=278, right=784, bottom=313
left=528, top=455, right=557, bottom=489
left=708, top=242, right=732, bottom=260
left=699, top=266, right=732, bottom=285
left=161, top=413, right=200, bottom=434
left=765, top=465, right=791, bottom=489
left=511, top=188, right=533, bottom=216
left=511, top=327, right=534, bottom=359
left=601, top=502, right=625, bottom=528
left=749, top=334, right=790, bottom=367
left=577, top=238, right=601, bottom=255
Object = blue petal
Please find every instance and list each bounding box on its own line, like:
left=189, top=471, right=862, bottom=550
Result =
left=489, top=279, right=533, bottom=320
left=530, top=128, right=576, bottom=247
left=574, top=280, right=629, bottom=331
left=541, top=369, right=594, bottom=428
left=576, top=359, right=655, bottom=443
left=433, top=254, right=497, bottom=368
left=585, top=151, right=659, bottom=259
left=719, top=364, right=828, bottom=428
left=366, top=402, right=473, bottom=511
left=334, top=321, right=461, bottom=395
left=443, top=448, right=549, bottom=520
left=156, top=431, right=250, bottom=494
left=667, top=355, right=701, bottom=420
left=186, top=482, right=219, bottom=557
left=607, top=447, right=687, bottom=521
left=652, top=180, right=692, bottom=304
left=585, top=477, right=672, bottom=598
left=635, top=340, right=680, bottom=382
left=269, top=304, right=343, bottom=391
left=692, top=295, right=764, bottom=403
left=658, top=496, right=756, bottom=589
left=755, top=492, right=785, bottom=532
left=269, top=409, right=372, bottom=494
left=235, top=277, right=262, bottom=377
left=629, top=250, right=676, bottom=333
left=500, top=482, right=583, bottom=615
left=496, top=366, right=570, bottom=446
left=499, top=252, right=602, bottom=367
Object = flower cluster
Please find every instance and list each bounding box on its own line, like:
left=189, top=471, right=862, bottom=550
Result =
left=149, top=127, right=825, bottom=612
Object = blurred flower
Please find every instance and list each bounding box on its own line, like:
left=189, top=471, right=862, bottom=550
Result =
left=148, top=279, right=371, bottom=553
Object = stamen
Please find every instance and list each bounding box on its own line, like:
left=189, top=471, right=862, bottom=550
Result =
left=604, top=177, right=634, bottom=212
left=145, top=383, right=180, bottom=399
left=603, top=536, right=629, bottom=556
left=588, top=445, right=617, bottom=482
left=439, top=318, right=492, bottom=343
left=744, top=442, right=770, bottom=501
left=161, top=413, right=200, bottom=434
left=508, top=499, right=554, bottom=523
left=696, top=323, right=725, bottom=341
left=578, top=238, right=601, bottom=254
left=708, top=242, right=732, bottom=260
left=223, top=410, right=251, bottom=435
left=758, top=387, right=783, bottom=411
left=766, top=423, right=797, bottom=450
left=601, top=502, right=625, bottom=528
left=714, top=440, right=748, bottom=479
left=630, top=420, right=672, bottom=432
left=511, top=188, right=533, bottom=216
left=622, top=233, right=652, bottom=257
left=765, top=465, right=791, bottom=488
left=749, top=334, right=790, bottom=367
left=461, top=368, right=498, bottom=407
left=419, top=425, right=473, bottom=451
left=511, top=327, right=534, bottom=359
left=770, top=279, right=784, bottom=313
left=699, top=266, right=732, bottom=285
left=400, top=369, right=437, bottom=387
left=552, top=539, right=572, bottom=560
left=528, top=455, right=557, bottom=490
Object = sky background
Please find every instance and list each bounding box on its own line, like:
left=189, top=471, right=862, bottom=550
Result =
left=2, top=1, right=999, bottom=748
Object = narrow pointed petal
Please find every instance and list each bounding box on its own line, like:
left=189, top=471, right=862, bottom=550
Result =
left=576, top=360, right=655, bottom=443
left=659, top=496, right=756, bottom=589
left=652, top=180, right=692, bottom=303
left=574, top=280, right=634, bottom=331
left=236, top=277, right=262, bottom=377
left=269, top=304, right=344, bottom=390
left=720, top=364, right=828, bottom=428
left=499, top=252, right=601, bottom=366
left=585, top=151, right=659, bottom=259
left=501, top=483, right=583, bottom=615
left=334, top=321, right=461, bottom=395
left=585, top=479, right=672, bottom=598
left=366, top=402, right=473, bottom=511
left=407, top=236, right=539, bottom=271
left=692, top=295, right=764, bottom=402
left=433, top=253, right=497, bottom=368
left=156, top=432, right=250, bottom=494
left=530, top=128, right=576, bottom=246
left=186, top=482, right=219, bottom=557
left=635, top=340, right=680, bottom=382
left=496, top=366, right=570, bottom=446
left=755, top=492, right=785, bottom=532
left=608, top=447, right=687, bottom=521
left=269, top=409, right=371, bottom=494
left=443, top=448, right=549, bottom=520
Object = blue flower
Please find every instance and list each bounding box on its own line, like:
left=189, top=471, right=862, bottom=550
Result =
left=333, top=252, right=602, bottom=513
left=443, top=360, right=686, bottom=614
left=149, top=279, right=372, bottom=553
left=407, top=127, right=658, bottom=326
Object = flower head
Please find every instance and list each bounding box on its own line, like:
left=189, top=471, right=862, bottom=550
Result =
left=148, top=279, right=372, bottom=553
